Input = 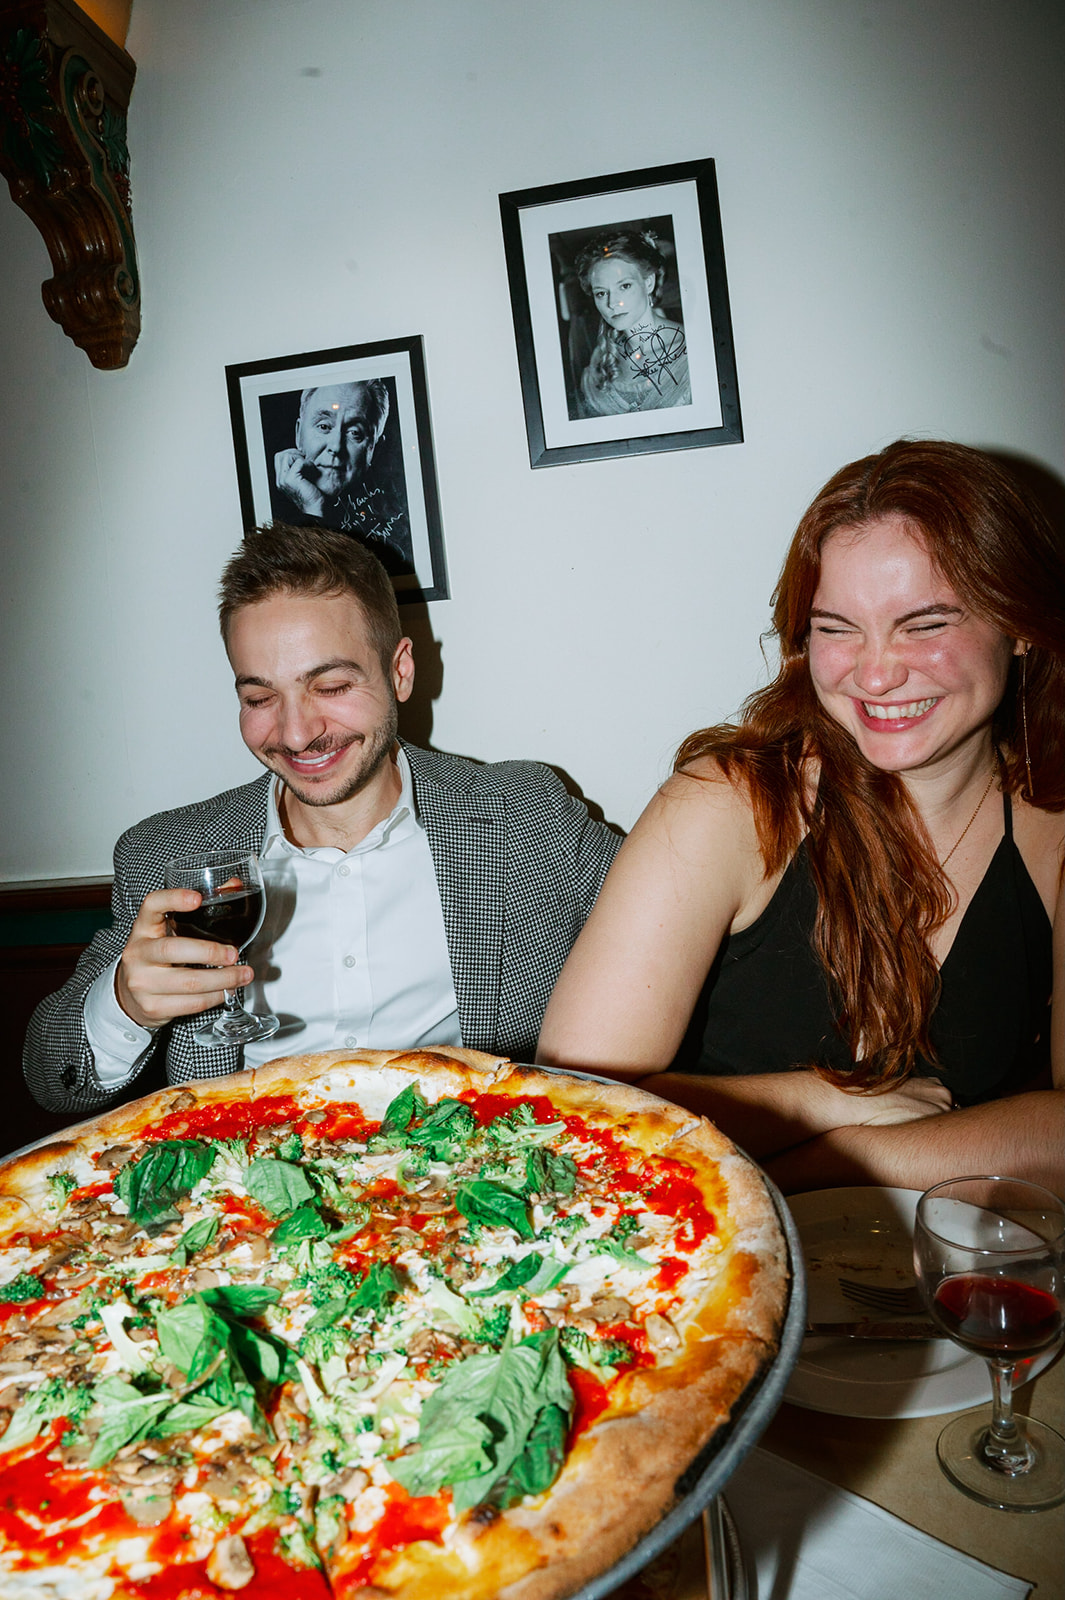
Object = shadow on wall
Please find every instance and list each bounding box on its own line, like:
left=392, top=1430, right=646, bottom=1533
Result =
left=396, top=603, right=621, bottom=833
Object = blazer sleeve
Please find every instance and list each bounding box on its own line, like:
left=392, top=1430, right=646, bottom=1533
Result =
left=22, top=826, right=166, bottom=1115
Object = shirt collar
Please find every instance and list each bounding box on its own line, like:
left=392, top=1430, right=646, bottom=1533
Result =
left=261, top=745, right=417, bottom=860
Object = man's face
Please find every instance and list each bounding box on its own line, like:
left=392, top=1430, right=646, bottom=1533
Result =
left=228, top=591, right=413, bottom=809
left=295, top=384, right=381, bottom=501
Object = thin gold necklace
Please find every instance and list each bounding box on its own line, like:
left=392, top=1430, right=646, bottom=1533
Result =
left=940, top=769, right=997, bottom=869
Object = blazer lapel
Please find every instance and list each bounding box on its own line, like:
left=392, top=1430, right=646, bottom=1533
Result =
left=409, top=764, right=506, bottom=1052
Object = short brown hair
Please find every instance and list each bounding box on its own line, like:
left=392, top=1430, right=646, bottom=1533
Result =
left=218, top=524, right=403, bottom=671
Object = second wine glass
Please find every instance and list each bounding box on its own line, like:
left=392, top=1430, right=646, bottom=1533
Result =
left=164, top=850, right=279, bottom=1047
left=914, top=1175, right=1065, bottom=1511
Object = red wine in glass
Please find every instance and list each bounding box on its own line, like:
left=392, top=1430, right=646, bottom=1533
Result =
left=163, top=851, right=278, bottom=1047
left=170, top=889, right=265, bottom=953
left=933, top=1274, right=1064, bottom=1359
left=914, top=1176, right=1065, bottom=1511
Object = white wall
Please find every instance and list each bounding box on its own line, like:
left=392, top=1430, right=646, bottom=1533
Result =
left=1, top=0, right=1062, bottom=879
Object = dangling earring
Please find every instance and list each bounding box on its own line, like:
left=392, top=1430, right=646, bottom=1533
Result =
left=1020, top=648, right=1033, bottom=800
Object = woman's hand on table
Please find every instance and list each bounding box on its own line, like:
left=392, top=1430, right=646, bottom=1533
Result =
left=848, top=1076, right=954, bottom=1125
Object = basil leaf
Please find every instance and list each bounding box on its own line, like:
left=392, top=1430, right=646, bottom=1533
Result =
left=199, top=1285, right=280, bottom=1318
left=272, top=1204, right=328, bottom=1246
left=114, top=1140, right=217, bottom=1226
left=467, top=1254, right=544, bottom=1298
left=497, top=1401, right=569, bottom=1500
left=406, top=1098, right=476, bottom=1159
left=305, top=1296, right=355, bottom=1333
left=87, top=1378, right=174, bottom=1468
left=455, top=1180, right=533, bottom=1240
left=150, top=1392, right=230, bottom=1438
left=524, top=1147, right=577, bottom=1199
left=350, top=1261, right=404, bottom=1313
left=380, top=1083, right=428, bottom=1136
left=244, top=1157, right=315, bottom=1218
left=169, top=1215, right=219, bottom=1268
left=388, top=1328, right=572, bottom=1509
left=466, top=1253, right=571, bottom=1300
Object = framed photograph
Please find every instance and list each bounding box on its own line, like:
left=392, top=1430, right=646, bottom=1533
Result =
left=499, top=158, right=742, bottom=468
left=226, top=336, right=448, bottom=602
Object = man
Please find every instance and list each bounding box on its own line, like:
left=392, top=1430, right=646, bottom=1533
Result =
left=24, top=526, right=621, bottom=1114
left=271, top=382, right=413, bottom=572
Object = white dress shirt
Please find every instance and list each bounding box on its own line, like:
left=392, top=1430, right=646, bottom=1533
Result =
left=86, top=748, right=460, bottom=1085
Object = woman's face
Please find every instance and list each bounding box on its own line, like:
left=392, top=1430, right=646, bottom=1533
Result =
left=807, top=514, right=1019, bottom=780
left=587, top=257, right=656, bottom=333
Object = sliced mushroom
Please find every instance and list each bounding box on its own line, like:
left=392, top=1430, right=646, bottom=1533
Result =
left=119, top=1484, right=174, bottom=1527
left=644, top=1312, right=681, bottom=1351
left=586, top=1295, right=633, bottom=1325
left=234, top=1231, right=270, bottom=1265
left=96, top=1144, right=135, bottom=1170
left=188, top=1268, right=220, bottom=1291
left=206, top=1534, right=256, bottom=1589
left=166, top=1091, right=198, bottom=1112
left=110, top=1457, right=178, bottom=1487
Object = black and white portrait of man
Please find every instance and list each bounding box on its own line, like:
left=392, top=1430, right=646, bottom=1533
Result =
left=259, top=379, right=414, bottom=576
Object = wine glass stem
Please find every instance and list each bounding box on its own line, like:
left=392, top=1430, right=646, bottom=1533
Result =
left=982, top=1361, right=1033, bottom=1475
left=221, top=951, right=248, bottom=1016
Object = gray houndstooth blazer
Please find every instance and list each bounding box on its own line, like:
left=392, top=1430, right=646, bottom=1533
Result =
left=23, top=744, right=622, bottom=1114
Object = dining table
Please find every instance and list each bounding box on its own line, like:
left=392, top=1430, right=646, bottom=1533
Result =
left=605, top=1353, right=1063, bottom=1599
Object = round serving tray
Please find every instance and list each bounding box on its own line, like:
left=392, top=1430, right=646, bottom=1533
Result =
left=567, top=1173, right=806, bottom=1600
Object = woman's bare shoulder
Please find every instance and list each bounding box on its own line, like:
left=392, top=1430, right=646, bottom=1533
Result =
left=1012, top=793, right=1065, bottom=918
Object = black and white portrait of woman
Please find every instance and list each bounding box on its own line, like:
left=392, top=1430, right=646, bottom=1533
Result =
left=551, top=220, right=691, bottom=421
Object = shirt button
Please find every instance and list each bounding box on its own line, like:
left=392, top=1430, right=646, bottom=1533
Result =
left=343, top=955, right=356, bottom=969
left=345, top=1034, right=359, bottom=1047
left=124, top=1031, right=138, bottom=1043
left=337, top=864, right=350, bottom=877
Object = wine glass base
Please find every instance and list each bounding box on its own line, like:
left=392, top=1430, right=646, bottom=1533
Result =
left=936, top=1409, right=1065, bottom=1511
left=193, top=1011, right=280, bottom=1048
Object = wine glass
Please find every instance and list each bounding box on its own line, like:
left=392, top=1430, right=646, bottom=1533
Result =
left=914, top=1175, right=1065, bottom=1511
left=164, top=850, right=279, bottom=1047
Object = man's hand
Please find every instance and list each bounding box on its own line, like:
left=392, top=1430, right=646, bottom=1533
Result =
left=274, top=449, right=326, bottom=516
left=115, top=889, right=252, bottom=1031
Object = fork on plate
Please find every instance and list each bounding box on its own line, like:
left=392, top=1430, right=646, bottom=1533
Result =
left=838, top=1278, right=926, bottom=1315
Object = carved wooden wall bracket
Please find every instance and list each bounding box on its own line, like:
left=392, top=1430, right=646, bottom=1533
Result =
left=0, top=0, right=138, bottom=368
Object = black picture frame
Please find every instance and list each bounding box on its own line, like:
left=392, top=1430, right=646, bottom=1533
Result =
left=499, top=158, right=742, bottom=468
left=226, top=336, right=449, bottom=602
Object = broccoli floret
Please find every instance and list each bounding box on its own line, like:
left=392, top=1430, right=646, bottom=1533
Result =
left=0, top=1273, right=44, bottom=1304
left=477, top=1304, right=512, bottom=1348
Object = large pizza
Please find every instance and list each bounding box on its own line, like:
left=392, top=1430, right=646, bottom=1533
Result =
left=0, top=1048, right=787, bottom=1599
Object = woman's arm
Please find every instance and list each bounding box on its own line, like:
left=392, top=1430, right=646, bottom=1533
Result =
left=766, top=1089, right=1065, bottom=1198
left=634, top=1071, right=953, bottom=1160
left=537, top=763, right=763, bottom=1074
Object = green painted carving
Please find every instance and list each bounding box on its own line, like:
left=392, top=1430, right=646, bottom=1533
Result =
left=0, top=2, right=139, bottom=369
left=0, top=26, right=63, bottom=186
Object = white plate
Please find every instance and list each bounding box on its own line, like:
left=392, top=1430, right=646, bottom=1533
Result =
left=784, top=1187, right=1054, bottom=1419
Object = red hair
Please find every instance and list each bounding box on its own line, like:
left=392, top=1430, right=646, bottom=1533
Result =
left=678, top=440, right=1065, bottom=1088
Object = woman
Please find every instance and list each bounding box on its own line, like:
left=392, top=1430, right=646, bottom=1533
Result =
left=538, top=440, right=1065, bottom=1194
left=573, top=231, right=691, bottom=418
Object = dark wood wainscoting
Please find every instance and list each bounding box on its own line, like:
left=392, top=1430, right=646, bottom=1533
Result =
left=0, top=879, right=114, bottom=1154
